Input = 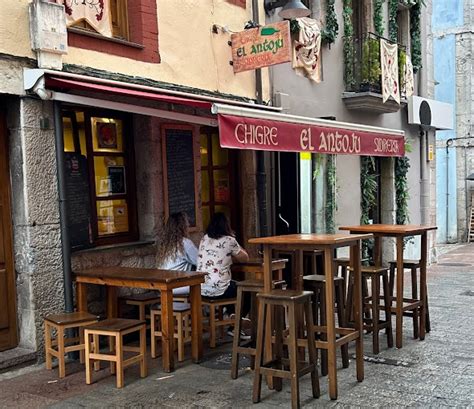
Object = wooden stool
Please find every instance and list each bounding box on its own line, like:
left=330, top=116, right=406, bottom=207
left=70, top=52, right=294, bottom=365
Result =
left=303, top=250, right=324, bottom=275
left=202, top=297, right=237, bottom=348
left=44, top=312, right=99, bottom=378
left=84, top=318, right=147, bottom=388
left=303, top=275, right=349, bottom=375
left=119, top=292, right=160, bottom=327
left=150, top=302, right=192, bottom=362
left=347, top=266, right=393, bottom=354
left=389, top=259, right=431, bottom=336
left=253, top=290, right=319, bottom=409
left=334, top=257, right=350, bottom=283
left=231, top=279, right=286, bottom=379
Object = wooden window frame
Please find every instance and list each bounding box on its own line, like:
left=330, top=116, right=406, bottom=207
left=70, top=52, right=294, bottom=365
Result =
left=63, top=107, right=138, bottom=247
left=200, top=127, right=241, bottom=239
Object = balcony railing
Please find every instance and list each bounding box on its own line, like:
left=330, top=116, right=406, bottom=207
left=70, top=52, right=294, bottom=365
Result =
left=344, top=33, right=408, bottom=99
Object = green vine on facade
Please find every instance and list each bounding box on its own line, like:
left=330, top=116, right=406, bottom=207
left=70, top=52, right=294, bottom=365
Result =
left=388, top=0, right=398, bottom=42
left=326, top=155, right=337, bottom=234
left=395, top=156, right=411, bottom=225
left=321, top=0, right=339, bottom=44
left=373, top=0, right=385, bottom=37
left=343, top=0, right=355, bottom=89
left=360, top=156, right=377, bottom=261
left=410, top=1, right=422, bottom=72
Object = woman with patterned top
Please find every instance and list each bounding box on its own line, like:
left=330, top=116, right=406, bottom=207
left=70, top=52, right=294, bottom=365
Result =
left=197, top=213, right=251, bottom=336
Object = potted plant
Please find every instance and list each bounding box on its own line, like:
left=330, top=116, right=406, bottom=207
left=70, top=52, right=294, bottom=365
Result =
left=360, top=37, right=381, bottom=93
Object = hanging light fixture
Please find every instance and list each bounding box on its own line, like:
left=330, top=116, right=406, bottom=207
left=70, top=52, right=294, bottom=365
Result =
left=264, top=0, right=311, bottom=19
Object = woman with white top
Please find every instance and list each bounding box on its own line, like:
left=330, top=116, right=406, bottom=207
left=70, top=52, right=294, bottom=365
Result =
left=197, top=212, right=250, bottom=326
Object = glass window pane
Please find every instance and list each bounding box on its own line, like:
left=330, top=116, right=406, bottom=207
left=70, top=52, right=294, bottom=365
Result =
left=200, top=134, right=209, bottom=167
left=212, top=133, right=228, bottom=166
left=63, top=117, right=75, bottom=152
left=213, top=170, right=230, bottom=203
left=97, top=199, right=129, bottom=236
left=91, top=117, right=124, bottom=153
left=202, top=206, right=211, bottom=231
left=201, top=170, right=210, bottom=203
left=76, top=112, right=87, bottom=156
left=93, top=156, right=125, bottom=197
left=215, top=205, right=231, bottom=222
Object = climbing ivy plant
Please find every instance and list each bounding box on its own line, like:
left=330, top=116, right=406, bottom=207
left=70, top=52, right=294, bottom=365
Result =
left=395, top=143, right=412, bottom=225
left=343, top=0, right=355, bottom=89
left=321, top=0, right=339, bottom=44
left=410, top=1, right=423, bottom=72
left=326, top=155, right=337, bottom=234
left=388, top=0, right=398, bottom=42
left=373, top=0, right=385, bottom=37
left=360, top=156, right=378, bottom=261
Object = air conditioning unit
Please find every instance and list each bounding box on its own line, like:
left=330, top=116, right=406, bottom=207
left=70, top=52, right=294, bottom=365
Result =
left=407, top=96, right=454, bottom=130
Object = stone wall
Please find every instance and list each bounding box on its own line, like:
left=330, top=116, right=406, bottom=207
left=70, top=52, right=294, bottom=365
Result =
left=7, top=97, right=64, bottom=354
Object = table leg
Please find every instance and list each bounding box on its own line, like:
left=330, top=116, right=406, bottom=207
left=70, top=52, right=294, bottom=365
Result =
left=419, top=232, right=427, bottom=341
left=76, top=282, right=87, bottom=312
left=161, top=289, right=175, bottom=372
left=324, top=248, right=338, bottom=400
left=294, top=249, right=303, bottom=290
left=106, top=286, right=118, bottom=318
left=190, top=284, right=203, bottom=363
left=351, top=241, right=364, bottom=382
left=263, top=245, right=274, bottom=390
left=374, top=235, right=382, bottom=266
left=396, top=236, right=404, bottom=348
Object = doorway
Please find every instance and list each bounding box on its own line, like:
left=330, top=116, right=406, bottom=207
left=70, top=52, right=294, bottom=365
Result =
left=0, top=110, right=18, bottom=351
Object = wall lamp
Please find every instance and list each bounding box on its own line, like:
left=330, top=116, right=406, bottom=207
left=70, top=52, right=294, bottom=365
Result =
left=264, top=0, right=311, bottom=19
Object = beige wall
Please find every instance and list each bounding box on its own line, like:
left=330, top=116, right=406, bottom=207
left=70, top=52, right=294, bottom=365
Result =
left=1, top=0, right=270, bottom=100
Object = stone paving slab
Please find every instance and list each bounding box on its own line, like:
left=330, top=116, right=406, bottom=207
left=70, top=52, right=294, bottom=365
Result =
left=0, top=244, right=473, bottom=408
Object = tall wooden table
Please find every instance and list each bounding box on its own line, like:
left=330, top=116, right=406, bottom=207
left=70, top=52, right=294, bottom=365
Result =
left=231, top=258, right=287, bottom=281
left=339, top=224, right=437, bottom=349
left=74, top=267, right=205, bottom=373
left=248, top=233, right=372, bottom=400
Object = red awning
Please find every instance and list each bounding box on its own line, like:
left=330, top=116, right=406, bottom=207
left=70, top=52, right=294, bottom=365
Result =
left=214, top=105, right=405, bottom=157
left=44, top=77, right=213, bottom=109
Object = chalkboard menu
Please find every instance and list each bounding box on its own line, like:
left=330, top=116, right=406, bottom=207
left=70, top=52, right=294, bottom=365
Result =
left=162, top=126, right=198, bottom=228
left=64, top=153, right=92, bottom=250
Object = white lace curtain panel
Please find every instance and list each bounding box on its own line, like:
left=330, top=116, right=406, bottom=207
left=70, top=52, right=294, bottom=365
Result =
left=59, top=0, right=113, bottom=37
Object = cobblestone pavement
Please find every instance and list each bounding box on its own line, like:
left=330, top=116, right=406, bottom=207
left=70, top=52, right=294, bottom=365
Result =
left=1, top=244, right=473, bottom=408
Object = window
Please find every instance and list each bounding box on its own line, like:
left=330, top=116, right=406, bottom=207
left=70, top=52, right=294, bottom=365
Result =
left=65, top=0, right=160, bottom=63
left=200, top=128, right=239, bottom=235
left=62, top=109, right=137, bottom=247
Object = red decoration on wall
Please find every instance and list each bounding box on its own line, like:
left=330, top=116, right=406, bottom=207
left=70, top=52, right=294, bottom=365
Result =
left=226, top=0, right=246, bottom=8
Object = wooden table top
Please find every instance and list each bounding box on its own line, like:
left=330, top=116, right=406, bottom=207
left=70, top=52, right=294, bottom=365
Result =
left=75, top=267, right=205, bottom=284
left=249, top=233, right=373, bottom=246
left=339, top=224, right=437, bottom=235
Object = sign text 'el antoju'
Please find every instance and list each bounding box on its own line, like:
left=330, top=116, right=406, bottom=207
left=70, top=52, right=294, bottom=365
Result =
left=231, top=21, right=291, bottom=73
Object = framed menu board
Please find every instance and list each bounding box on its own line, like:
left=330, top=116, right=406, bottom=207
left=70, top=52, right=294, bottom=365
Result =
left=162, top=125, right=199, bottom=230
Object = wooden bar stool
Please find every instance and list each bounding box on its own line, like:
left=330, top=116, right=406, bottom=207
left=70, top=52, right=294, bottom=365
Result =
left=150, top=302, right=192, bottom=362
left=119, top=292, right=160, bottom=327
left=231, top=279, right=286, bottom=379
left=388, top=259, right=431, bottom=336
left=84, top=318, right=147, bottom=388
left=303, top=275, right=349, bottom=375
left=253, top=290, right=319, bottom=409
left=334, top=257, right=350, bottom=283
left=347, top=266, right=393, bottom=354
left=202, top=297, right=236, bottom=348
left=44, top=312, right=99, bottom=378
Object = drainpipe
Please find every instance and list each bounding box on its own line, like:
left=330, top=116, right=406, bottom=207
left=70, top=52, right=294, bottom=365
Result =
left=445, top=141, right=450, bottom=243
left=53, top=101, right=74, bottom=313
left=252, top=0, right=268, bottom=236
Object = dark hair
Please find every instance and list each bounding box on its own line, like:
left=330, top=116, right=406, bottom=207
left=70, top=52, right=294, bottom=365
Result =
left=206, top=212, right=234, bottom=239
left=156, top=212, right=190, bottom=263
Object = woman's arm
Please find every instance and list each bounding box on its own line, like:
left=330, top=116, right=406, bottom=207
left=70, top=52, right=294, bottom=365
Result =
left=233, top=247, right=249, bottom=263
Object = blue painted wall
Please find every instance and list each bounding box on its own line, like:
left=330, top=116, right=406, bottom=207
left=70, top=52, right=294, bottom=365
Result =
left=433, top=0, right=464, bottom=30
left=433, top=22, right=459, bottom=242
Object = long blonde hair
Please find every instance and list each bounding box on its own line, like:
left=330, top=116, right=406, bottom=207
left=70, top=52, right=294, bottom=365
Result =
left=156, top=212, right=189, bottom=264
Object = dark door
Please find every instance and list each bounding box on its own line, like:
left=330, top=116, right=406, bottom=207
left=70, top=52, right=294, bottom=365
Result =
left=0, top=110, right=18, bottom=351
left=274, top=152, right=300, bottom=235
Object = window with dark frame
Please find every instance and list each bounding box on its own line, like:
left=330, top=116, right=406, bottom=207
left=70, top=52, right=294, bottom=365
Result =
left=62, top=109, right=138, bottom=247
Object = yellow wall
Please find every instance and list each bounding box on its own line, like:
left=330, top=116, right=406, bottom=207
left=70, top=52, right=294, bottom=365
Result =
left=1, top=0, right=270, bottom=100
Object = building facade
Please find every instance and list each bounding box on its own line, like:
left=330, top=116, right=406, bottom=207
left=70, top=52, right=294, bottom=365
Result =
left=433, top=0, right=474, bottom=243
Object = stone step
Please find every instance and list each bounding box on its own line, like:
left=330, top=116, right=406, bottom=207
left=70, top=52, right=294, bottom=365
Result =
left=0, top=347, right=36, bottom=373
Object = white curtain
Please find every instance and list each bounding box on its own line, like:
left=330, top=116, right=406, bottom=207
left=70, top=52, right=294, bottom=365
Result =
left=292, top=18, right=322, bottom=83
left=380, top=38, right=400, bottom=104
